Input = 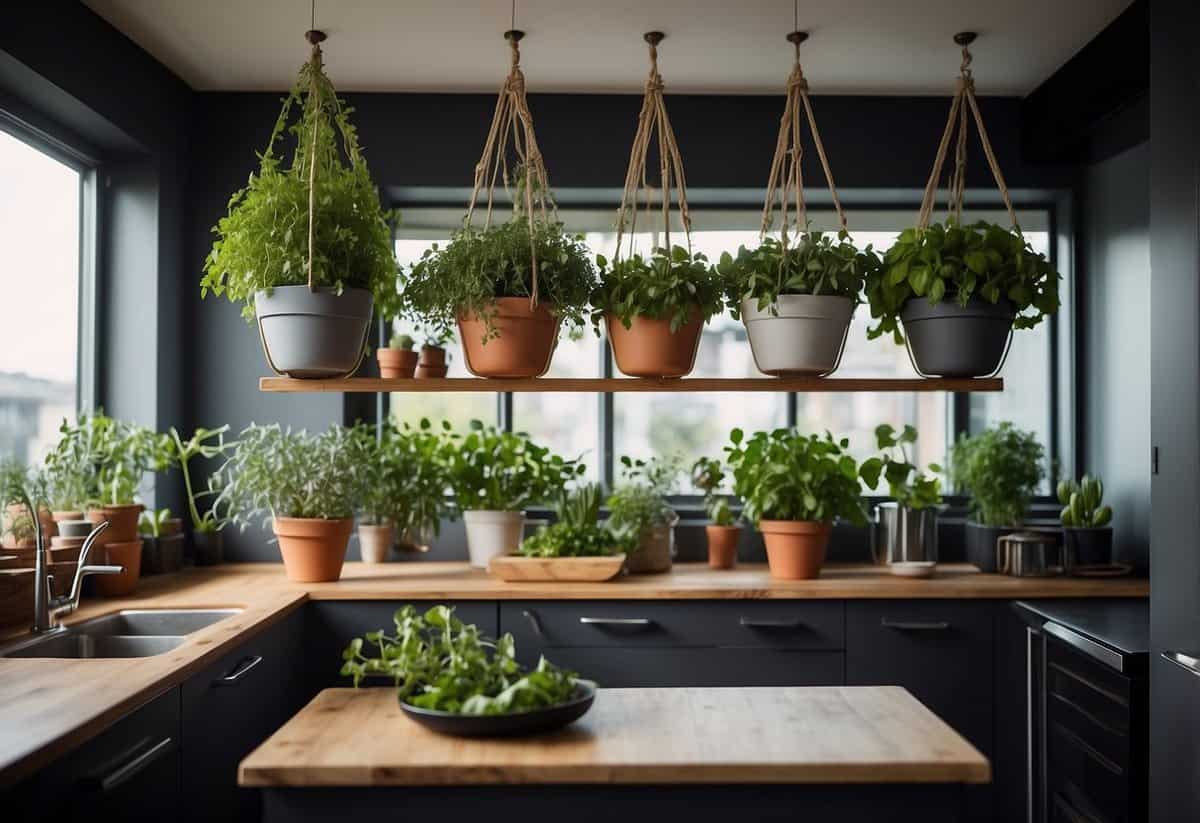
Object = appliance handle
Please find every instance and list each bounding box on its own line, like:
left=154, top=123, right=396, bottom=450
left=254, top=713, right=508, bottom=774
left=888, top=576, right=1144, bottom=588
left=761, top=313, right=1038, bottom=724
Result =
left=214, top=655, right=263, bottom=686
left=86, top=736, right=176, bottom=794
left=579, top=617, right=654, bottom=627
left=881, top=618, right=950, bottom=631
left=1026, top=626, right=1037, bottom=823
left=1162, top=650, right=1200, bottom=678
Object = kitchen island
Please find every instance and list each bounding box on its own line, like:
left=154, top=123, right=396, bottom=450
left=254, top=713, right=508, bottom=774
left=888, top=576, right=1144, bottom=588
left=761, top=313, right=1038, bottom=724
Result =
left=240, top=685, right=989, bottom=823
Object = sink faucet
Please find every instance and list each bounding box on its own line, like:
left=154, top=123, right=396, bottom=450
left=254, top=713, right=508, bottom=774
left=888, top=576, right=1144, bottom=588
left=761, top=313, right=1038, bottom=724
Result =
left=29, top=500, right=124, bottom=634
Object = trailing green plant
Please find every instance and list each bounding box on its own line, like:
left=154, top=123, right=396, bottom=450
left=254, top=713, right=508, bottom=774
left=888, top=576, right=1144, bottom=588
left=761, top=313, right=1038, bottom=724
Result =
left=866, top=220, right=1060, bottom=343
left=200, top=44, right=398, bottom=322
left=440, top=421, right=584, bottom=513
left=169, top=425, right=233, bottom=534
left=1057, top=475, right=1112, bottom=528
left=724, top=428, right=867, bottom=526
left=859, top=424, right=942, bottom=511
left=606, top=456, right=679, bottom=545
left=520, top=483, right=628, bottom=558
left=591, top=246, right=723, bottom=332
left=719, top=232, right=881, bottom=318
left=691, top=457, right=737, bottom=527
left=403, top=216, right=596, bottom=343
left=348, top=419, right=452, bottom=541
left=949, top=422, right=1046, bottom=527
left=340, top=604, right=578, bottom=715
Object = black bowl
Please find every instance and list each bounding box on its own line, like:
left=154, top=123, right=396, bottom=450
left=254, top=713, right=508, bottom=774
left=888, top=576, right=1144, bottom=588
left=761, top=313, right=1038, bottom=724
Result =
left=399, top=679, right=597, bottom=738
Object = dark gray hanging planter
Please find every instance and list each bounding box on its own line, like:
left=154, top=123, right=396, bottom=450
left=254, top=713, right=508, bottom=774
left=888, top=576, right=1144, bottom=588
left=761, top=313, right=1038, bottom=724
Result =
left=255, top=286, right=373, bottom=379
left=900, top=296, right=1015, bottom=378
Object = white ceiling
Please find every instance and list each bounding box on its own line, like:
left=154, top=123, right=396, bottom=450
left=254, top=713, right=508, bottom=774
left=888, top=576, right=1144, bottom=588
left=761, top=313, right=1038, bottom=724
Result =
left=84, top=0, right=1132, bottom=96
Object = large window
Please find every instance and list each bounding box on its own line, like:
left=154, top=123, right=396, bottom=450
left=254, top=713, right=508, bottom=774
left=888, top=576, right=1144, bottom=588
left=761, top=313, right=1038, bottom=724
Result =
left=0, top=128, right=83, bottom=463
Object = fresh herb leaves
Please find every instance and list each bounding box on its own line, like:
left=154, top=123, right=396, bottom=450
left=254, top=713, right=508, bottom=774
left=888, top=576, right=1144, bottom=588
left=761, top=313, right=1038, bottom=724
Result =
left=591, top=246, right=722, bottom=332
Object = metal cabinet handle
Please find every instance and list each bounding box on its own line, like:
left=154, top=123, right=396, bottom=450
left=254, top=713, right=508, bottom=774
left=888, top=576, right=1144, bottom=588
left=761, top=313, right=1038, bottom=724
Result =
left=579, top=617, right=654, bottom=627
left=881, top=618, right=951, bottom=631
left=739, top=617, right=803, bottom=629
left=88, top=736, right=175, bottom=793
left=1026, top=626, right=1038, bottom=823
left=214, top=655, right=263, bottom=686
left=1163, top=651, right=1200, bottom=678
left=522, top=609, right=545, bottom=639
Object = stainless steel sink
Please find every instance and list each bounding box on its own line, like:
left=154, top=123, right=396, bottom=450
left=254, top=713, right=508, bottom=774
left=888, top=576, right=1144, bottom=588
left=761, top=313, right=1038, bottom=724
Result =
left=0, top=608, right=242, bottom=659
left=72, top=609, right=241, bottom=637
left=2, top=634, right=187, bottom=659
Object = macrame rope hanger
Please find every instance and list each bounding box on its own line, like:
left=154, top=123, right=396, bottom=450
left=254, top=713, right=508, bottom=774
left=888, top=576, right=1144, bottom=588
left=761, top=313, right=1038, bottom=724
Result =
left=303, top=23, right=326, bottom=294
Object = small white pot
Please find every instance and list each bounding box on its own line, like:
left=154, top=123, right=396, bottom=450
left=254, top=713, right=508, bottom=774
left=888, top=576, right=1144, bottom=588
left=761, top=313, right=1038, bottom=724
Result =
left=357, top=523, right=394, bottom=564
left=463, top=510, right=526, bottom=569
left=741, top=294, right=855, bottom=376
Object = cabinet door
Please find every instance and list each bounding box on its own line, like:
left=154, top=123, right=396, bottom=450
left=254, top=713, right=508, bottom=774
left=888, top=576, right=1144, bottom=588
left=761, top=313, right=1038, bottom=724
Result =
left=181, top=607, right=306, bottom=823
left=532, top=646, right=844, bottom=687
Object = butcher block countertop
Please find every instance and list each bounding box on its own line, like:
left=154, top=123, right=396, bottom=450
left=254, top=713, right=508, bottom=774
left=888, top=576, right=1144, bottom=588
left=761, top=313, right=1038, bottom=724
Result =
left=239, top=686, right=991, bottom=786
left=0, top=562, right=1145, bottom=788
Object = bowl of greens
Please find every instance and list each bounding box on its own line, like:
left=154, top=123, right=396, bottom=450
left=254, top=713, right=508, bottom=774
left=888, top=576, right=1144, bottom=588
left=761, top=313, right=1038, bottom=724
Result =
left=341, top=604, right=595, bottom=737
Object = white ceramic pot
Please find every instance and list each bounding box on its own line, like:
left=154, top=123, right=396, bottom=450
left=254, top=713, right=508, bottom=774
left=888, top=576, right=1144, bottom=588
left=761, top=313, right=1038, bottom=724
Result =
left=357, top=523, right=394, bottom=564
left=741, top=294, right=855, bottom=376
left=463, top=510, right=526, bottom=569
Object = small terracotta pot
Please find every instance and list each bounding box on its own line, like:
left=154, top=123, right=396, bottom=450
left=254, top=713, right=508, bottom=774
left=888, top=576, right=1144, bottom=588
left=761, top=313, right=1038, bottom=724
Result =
left=606, top=306, right=704, bottom=378
left=358, top=523, right=394, bottom=564
left=760, top=520, right=833, bottom=580
left=378, top=347, right=418, bottom=379
left=458, top=298, right=560, bottom=378
left=0, top=548, right=37, bottom=569
left=87, top=504, right=144, bottom=545
left=95, top=540, right=143, bottom=597
left=47, top=544, right=83, bottom=564
left=52, top=510, right=84, bottom=525
left=706, top=525, right=741, bottom=569
left=415, top=345, right=449, bottom=379
left=160, top=518, right=184, bottom=537
left=46, top=561, right=76, bottom=597
left=274, top=516, right=353, bottom=582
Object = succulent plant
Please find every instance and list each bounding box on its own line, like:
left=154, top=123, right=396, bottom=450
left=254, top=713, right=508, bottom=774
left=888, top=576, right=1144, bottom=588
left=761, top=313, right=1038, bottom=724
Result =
left=1057, top=475, right=1112, bottom=528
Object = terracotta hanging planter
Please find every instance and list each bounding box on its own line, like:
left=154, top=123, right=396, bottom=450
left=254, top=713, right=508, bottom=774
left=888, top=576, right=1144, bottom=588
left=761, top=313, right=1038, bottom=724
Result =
left=607, top=307, right=703, bottom=378
left=377, top=347, right=418, bottom=379
left=760, top=520, right=833, bottom=580
left=274, top=516, right=353, bottom=582
left=458, top=298, right=560, bottom=378
left=705, top=525, right=741, bottom=569
left=87, top=503, right=144, bottom=545
left=414, top=344, right=449, bottom=379
left=95, top=540, right=143, bottom=597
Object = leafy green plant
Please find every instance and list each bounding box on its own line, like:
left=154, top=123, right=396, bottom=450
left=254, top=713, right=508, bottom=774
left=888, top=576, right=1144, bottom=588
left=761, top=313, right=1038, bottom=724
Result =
left=859, top=424, right=942, bottom=511
left=724, top=428, right=866, bottom=526
left=0, top=457, right=31, bottom=508
left=520, top=483, right=627, bottom=558
left=200, top=47, right=398, bottom=322
left=1057, top=475, right=1112, bottom=528
left=340, top=604, right=578, bottom=715
left=606, top=456, right=679, bottom=544
left=949, top=422, right=1046, bottom=527
left=691, top=457, right=736, bottom=527
left=403, top=217, right=596, bottom=343
left=386, top=333, right=415, bottom=351
left=591, top=246, right=723, bottom=332
left=866, top=220, right=1060, bottom=342
left=441, top=421, right=584, bottom=512
left=139, top=507, right=172, bottom=538
left=86, top=415, right=173, bottom=507
left=348, top=419, right=452, bottom=541
left=169, top=425, right=233, bottom=534
left=40, top=418, right=100, bottom=512
left=719, top=232, right=880, bottom=318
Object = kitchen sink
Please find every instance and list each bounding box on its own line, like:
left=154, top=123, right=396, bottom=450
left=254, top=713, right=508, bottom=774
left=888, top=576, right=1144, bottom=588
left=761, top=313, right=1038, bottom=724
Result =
left=71, top=608, right=241, bottom=637
left=2, top=634, right=187, bottom=659
left=0, top=608, right=242, bottom=659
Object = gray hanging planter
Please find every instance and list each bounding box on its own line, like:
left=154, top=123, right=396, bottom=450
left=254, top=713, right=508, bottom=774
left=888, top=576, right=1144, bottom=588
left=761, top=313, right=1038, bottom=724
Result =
left=741, top=295, right=854, bottom=377
left=255, top=286, right=373, bottom=379
left=900, top=296, right=1015, bottom=378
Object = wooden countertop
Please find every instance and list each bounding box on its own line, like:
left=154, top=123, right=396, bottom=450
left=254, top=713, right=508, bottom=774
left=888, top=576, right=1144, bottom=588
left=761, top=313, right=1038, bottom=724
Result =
left=0, top=562, right=1145, bottom=788
left=239, top=686, right=991, bottom=786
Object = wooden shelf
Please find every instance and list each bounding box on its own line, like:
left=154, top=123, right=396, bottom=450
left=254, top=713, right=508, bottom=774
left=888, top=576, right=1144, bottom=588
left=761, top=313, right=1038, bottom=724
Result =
left=259, top=376, right=1004, bottom=393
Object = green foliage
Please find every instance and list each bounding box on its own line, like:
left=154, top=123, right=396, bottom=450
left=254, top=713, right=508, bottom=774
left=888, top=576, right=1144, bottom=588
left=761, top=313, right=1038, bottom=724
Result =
left=340, top=604, right=578, bottom=715
left=520, top=484, right=627, bottom=558
left=591, top=246, right=723, bottom=332
left=200, top=51, right=398, bottom=322
left=1057, top=475, right=1112, bottom=528
left=718, top=232, right=880, bottom=318
left=859, top=424, right=942, bottom=511
left=81, top=414, right=173, bottom=507
left=403, top=218, right=596, bottom=342
left=691, top=456, right=736, bottom=526
left=441, top=421, right=585, bottom=512
left=724, top=428, right=867, bottom=526
left=40, top=418, right=100, bottom=511
left=0, top=457, right=31, bottom=508
left=387, top=333, right=415, bottom=351
left=866, top=220, right=1060, bottom=342
left=348, top=419, right=452, bottom=541
left=949, top=422, right=1046, bottom=527
left=139, top=507, right=172, bottom=538
left=169, top=425, right=233, bottom=534
left=606, top=456, right=678, bottom=544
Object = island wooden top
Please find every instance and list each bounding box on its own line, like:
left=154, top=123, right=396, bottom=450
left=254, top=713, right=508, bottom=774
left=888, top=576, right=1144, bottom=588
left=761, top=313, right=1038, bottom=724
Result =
left=239, top=686, right=991, bottom=786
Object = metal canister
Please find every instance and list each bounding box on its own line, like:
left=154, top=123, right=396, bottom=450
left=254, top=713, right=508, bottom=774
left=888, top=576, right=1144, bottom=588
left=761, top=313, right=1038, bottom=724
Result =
left=995, top=531, right=1064, bottom=577
left=871, top=502, right=939, bottom=565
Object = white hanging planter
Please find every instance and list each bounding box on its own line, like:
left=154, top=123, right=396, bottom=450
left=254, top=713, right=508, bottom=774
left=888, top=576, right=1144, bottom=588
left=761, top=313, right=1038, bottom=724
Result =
left=741, top=295, right=855, bottom=377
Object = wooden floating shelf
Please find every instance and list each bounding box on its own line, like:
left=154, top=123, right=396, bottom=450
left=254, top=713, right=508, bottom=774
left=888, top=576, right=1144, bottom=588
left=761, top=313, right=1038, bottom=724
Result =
left=259, top=377, right=1004, bottom=393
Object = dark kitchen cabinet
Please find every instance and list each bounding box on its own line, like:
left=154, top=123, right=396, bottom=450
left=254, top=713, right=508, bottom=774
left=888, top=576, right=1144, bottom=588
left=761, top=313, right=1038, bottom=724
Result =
left=535, top=646, right=844, bottom=687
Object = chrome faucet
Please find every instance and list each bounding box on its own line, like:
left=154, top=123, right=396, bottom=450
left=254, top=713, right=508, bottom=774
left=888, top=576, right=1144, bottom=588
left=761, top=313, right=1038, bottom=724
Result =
left=29, top=497, right=124, bottom=634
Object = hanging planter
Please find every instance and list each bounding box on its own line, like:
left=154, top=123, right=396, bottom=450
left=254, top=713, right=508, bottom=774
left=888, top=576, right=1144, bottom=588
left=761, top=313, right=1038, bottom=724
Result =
left=402, top=30, right=594, bottom=379
left=200, top=29, right=397, bottom=379
left=591, top=32, right=723, bottom=379
left=866, top=33, right=1060, bottom=378
left=719, top=31, right=880, bottom=377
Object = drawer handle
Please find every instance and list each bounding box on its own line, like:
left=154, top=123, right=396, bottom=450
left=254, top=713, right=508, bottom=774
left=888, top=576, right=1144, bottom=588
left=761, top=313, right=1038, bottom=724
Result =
left=739, top=617, right=804, bottom=629
left=214, top=655, right=263, bottom=686
left=881, top=618, right=951, bottom=631
left=1163, top=650, right=1200, bottom=678
left=522, top=609, right=545, bottom=639
left=579, top=617, right=654, bottom=628
left=89, top=736, right=175, bottom=793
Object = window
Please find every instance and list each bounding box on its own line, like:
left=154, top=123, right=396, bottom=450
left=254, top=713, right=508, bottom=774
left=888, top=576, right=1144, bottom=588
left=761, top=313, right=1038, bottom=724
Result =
left=0, top=127, right=83, bottom=463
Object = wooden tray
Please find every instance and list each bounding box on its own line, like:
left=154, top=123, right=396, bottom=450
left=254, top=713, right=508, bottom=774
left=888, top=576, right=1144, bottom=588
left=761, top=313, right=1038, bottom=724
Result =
left=488, top=555, right=626, bottom=583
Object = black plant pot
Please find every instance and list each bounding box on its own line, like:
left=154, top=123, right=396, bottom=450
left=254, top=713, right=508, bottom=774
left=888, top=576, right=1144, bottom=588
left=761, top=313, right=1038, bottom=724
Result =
left=901, top=297, right=1015, bottom=378
left=964, top=522, right=1018, bottom=572
left=193, top=530, right=224, bottom=566
left=141, top=534, right=185, bottom=575
left=1062, top=527, right=1113, bottom=568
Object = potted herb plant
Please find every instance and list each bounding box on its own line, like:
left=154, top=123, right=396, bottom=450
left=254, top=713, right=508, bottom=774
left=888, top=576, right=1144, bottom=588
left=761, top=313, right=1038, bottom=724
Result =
left=440, top=421, right=583, bottom=568
left=725, top=428, right=867, bottom=580
left=415, top=333, right=450, bottom=379
left=169, top=425, right=233, bottom=566
left=40, top=418, right=100, bottom=525
left=949, top=422, right=1047, bottom=571
left=606, top=457, right=679, bottom=574
left=591, top=246, right=723, bottom=378
left=520, top=484, right=628, bottom=559
left=721, top=233, right=880, bottom=376
left=139, top=507, right=184, bottom=575
left=691, top=456, right=740, bottom=569
left=0, top=458, right=53, bottom=547
left=377, top=333, right=418, bottom=379
left=215, top=423, right=364, bottom=582
left=867, top=220, right=1060, bottom=377
left=860, top=425, right=943, bottom=571
left=1057, top=475, right=1113, bottom=567
left=200, top=33, right=397, bottom=379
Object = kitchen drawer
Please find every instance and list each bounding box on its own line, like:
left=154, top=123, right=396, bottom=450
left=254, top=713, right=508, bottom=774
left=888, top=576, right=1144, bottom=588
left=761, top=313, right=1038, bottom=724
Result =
left=503, top=601, right=844, bottom=650
left=528, top=646, right=844, bottom=687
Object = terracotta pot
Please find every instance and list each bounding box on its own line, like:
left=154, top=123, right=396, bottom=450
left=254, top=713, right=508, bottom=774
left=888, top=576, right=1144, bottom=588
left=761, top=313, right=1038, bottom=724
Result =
left=358, top=523, right=395, bottom=564
left=87, top=504, right=144, bottom=544
left=760, top=520, right=833, bottom=580
left=606, top=307, right=704, bottom=378
left=458, top=298, right=560, bottom=378
left=273, top=516, right=353, bottom=583
left=377, top=348, right=418, bottom=379
left=0, top=548, right=37, bottom=569
left=415, top=345, right=449, bottom=379
left=52, top=510, right=84, bottom=524
left=47, top=544, right=83, bottom=565
left=705, top=525, right=741, bottom=569
left=95, top=540, right=143, bottom=597
left=46, top=561, right=76, bottom=597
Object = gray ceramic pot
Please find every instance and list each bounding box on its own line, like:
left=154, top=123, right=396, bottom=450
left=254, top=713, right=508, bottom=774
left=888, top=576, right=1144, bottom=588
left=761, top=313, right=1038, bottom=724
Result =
left=255, top=286, right=373, bottom=379
left=900, top=296, right=1015, bottom=378
left=741, top=295, right=854, bottom=376
left=964, top=521, right=1017, bottom=573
